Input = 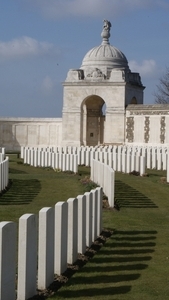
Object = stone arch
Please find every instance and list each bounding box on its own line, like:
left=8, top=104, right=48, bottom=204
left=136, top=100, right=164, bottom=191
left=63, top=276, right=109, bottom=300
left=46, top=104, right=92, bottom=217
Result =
left=130, top=96, right=137, bottom=104
left=81, top=95, right=105, bottom=146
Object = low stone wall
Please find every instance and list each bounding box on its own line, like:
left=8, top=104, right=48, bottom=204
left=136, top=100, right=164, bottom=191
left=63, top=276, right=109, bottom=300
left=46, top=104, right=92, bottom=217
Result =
left=0, top=187, right=103, bottom=300
left=0, top=118, right=62, bottom=152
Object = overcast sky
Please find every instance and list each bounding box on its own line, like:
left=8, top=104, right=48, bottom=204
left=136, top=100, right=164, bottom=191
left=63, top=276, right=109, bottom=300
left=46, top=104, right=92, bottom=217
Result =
left=0, top=0, right=169, bottom=118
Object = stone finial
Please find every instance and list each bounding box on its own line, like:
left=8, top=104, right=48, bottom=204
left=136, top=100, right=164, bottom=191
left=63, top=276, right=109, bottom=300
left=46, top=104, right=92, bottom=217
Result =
left=101, top=20, right=111, bottom=45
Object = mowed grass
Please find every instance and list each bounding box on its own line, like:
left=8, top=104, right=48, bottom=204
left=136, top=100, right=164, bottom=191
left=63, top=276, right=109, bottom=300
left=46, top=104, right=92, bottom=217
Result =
left=0, top=154, right=89, bottom=223
left=1, top=155, right=169, bottom=299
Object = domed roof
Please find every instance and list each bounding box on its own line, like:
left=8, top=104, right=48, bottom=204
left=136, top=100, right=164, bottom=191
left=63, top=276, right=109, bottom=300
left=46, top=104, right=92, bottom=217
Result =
left=81, top=44, right=128, bottom=70
left=80, top=20, right=129, bottom=71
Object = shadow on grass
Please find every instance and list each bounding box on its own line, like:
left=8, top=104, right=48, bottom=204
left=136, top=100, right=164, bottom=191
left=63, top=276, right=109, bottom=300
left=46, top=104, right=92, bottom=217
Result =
left=30, top=229, right=157, bottom=299
left=0, top=179, right=41, bottom=205
left=115, top=180, right=158, bottom=208
left=53, top=285, right=132, bottom=298
left=9, top=167, right=27, bottom=174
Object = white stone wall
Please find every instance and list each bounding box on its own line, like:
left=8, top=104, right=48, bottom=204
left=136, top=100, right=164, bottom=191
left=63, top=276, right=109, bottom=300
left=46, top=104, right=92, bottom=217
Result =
left=149, top=116, right=161, bottom=144
left=133, top=116, right=145, bottom=143
left=0, top=118, right=62, bottom=152
left=165, top=117, right=169, bottom=143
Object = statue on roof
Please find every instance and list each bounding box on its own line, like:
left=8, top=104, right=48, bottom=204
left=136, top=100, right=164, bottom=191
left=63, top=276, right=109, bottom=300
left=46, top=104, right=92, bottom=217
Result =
left=101, top=20, right=111, bottom=44
left=103, top=20, right=111, bottom=32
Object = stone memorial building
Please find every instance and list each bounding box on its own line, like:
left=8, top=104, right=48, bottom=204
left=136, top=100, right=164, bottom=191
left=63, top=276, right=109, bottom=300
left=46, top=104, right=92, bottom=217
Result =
left=0, top=20, right=169, bottom=151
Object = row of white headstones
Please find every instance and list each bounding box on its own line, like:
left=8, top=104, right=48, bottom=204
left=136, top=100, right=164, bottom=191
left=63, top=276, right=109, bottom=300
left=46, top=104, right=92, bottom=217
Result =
left=21, top=144, right=169, bottom=172
left=0, top=187, right=103, bottom=300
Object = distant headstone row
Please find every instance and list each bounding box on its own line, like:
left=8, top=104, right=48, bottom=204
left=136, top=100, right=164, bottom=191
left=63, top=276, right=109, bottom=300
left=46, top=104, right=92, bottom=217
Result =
left=21, top=145, right=147, bottom=174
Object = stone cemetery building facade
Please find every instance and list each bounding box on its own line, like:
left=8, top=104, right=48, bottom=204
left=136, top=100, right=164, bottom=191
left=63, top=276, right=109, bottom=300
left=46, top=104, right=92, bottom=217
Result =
left=0, top=20, right=169, bottom=151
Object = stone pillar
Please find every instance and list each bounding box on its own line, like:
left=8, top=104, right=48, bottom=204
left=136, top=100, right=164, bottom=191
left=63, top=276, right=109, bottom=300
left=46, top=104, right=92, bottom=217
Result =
left=62, top=106, right=81, bottom=147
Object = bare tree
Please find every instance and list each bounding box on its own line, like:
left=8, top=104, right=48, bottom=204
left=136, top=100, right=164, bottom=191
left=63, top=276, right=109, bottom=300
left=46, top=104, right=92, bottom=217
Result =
left=154, top=67, right=169, bottom=104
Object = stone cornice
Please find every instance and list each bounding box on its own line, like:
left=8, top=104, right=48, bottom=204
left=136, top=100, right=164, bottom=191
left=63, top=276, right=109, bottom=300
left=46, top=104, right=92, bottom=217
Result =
left=126, top=104, right=169, bottom=115
left=0, top=117, right=62, bottom=122
left=62, top=81, right=126, bottom=87
left=126, top=104, right=169, bottom=110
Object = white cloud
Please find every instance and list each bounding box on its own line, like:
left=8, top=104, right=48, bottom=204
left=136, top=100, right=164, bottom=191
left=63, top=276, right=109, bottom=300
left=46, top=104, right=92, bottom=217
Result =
left=22, top=0, right=169, bottom=18
left=40, top=76, right=58, bottom=95
left=0, top=36, right=54, bottom=61
left=129, top=59, right=157, bottom=77
left=41, top=76, right=54, bottom=91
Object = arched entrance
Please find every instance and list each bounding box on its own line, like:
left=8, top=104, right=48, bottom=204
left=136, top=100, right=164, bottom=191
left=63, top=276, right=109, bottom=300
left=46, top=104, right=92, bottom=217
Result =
left=82, top=95, right=105, bottom=146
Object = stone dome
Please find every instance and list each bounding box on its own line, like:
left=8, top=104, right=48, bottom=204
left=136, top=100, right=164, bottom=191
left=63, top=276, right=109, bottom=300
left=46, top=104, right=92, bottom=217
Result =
left=80, top=20, right=129, bottom=72
left=81, top=44, right=129, bottom=70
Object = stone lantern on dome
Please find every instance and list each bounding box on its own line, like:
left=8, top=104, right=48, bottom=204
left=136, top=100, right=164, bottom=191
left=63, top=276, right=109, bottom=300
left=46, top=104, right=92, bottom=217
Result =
left=101, top=20, right=111, bottom=44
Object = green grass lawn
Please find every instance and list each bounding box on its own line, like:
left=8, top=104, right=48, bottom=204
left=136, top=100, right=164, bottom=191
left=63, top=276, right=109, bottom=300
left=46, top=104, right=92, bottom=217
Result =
left=0, top=154, right=90, bottom=223
left=1, top=155, right=169, bottom=299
